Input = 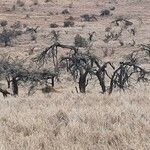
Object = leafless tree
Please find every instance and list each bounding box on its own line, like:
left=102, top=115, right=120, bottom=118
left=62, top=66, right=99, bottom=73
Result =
left=109, top=61, right=149, bottom=94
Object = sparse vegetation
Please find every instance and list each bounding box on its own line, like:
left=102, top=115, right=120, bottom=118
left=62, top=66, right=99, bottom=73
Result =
left=100, top=9, right=110, bottom=16
left=61, top=9, right=70, bottom=15
left=50, top=23, right=59, bottom=28
left=64, top=20, right=74, bottom=27
left=74, top=34, right=87, bottom=47
left=80, top=14, right=97, bottom=22
left=0, top=0, right=150, bottom=150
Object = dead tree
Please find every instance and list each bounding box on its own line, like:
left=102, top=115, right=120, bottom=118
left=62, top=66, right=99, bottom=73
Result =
left=34, top=39, right=114, bottom=93
left=94, top=62, right=115, bottom=93
left=60, top=52, right=111, bottom=93
left=27, top=69, right=57, bottom=95
left=11, top=76, right=18, bottom=95
left=109, top=62, right=148, bottom=94
left=111, top=17, right=133, bottom=28
left=79, top=70, right=89, bottom=93
left=60, top=52, right=91, bottom=93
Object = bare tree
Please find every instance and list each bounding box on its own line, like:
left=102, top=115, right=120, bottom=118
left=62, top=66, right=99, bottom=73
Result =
left=109, top=61, right=148, bottom=94
left=27, top=69, right=57, bottom=95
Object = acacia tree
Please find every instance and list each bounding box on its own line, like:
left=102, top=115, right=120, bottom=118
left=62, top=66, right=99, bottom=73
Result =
left=27, top=69, right=57, bottom=95
left=0, top=55, right=28, bottom=95
left=34, top=33, right=115, bottom=93
left=0, top=55, right=57, bottom=96
left=33, top=30, right=150, bottom=94
left=109, top=61, right=149, bottom=94
left=94, top=62, right=115, bottom=93
left=60, top=52, right=92, bottom=93
left=60, top=52, right=115, bottom=93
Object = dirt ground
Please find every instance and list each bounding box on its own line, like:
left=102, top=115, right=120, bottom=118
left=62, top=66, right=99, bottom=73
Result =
left=0, top=0, right=150, bottom=150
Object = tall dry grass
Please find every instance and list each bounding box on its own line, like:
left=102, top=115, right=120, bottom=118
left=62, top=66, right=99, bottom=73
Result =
left=0, top=83, right=150, bottom=150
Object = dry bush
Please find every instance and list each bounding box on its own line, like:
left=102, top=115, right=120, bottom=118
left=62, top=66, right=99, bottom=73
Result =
left=110, top=6, right=115, bottom=10
left=80, top=14, right=97, bottom=22
left=100, top=9, right=110, bottom=16
left=50, top=23, right=59, bottom=28
left=74, top=34, right=87, bottom=47
left=0, top=28, right=23, bottom=46
left=64, top=20, right=74, bottom=27
left=0, top=20, right=8, bottom=27
left=62, top=9, right=70, bottom=15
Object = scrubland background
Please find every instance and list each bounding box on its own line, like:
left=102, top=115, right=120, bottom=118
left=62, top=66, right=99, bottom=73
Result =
left=0, top=0, right=150, bottom=149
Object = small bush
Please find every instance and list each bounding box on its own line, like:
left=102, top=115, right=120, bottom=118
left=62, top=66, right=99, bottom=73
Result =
left=81, top=14, right=97, bottom=22
left=65, top=16, right=75, bottom=21
left=62, top=9, right=70, bottom=15
left=64, top=20, right=74, bottom=27
left=0, top=20, right=8, bottom=27
left=100, top=9, right=110, bottom=16
left=0, top=28, right=23, bottom=46
left=110, top=6, right=115, bottom=11
left=74, top=34, right=87, bottom=48
left=50, top=23, right=59, bottom=28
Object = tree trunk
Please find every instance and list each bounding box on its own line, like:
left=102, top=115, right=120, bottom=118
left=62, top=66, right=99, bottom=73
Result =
left=96, top=73, right=106, bottom=93
left=51, top=77, right=54, bottom=87
left=6, top=77, right=11, bottom=88
left=79, top=71, right=88, bottom=93
left=12, top=77, right=18, bottom=96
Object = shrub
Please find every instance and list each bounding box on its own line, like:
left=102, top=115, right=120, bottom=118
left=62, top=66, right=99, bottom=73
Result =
left=110, top=6, right=115, bottom=11
left=0, top=28, right=23, bottom=46
left=0, top=20, right=8, bottom=27
left=61, top=9, right=70, bottom=15
left=64, top=20, right=74, bottom=27
left=80, top=14, right=97, bottom=22
left=100, top=9, right=110, bottom=16
left=65, top=16, right=75, bottom=21
left=74, top=34, right=87, bottom=48
left=50, top=23, right=59, bottom=28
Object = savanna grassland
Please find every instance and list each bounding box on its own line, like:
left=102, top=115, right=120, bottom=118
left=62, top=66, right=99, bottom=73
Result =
left=0, top=0, right=150, bottom=150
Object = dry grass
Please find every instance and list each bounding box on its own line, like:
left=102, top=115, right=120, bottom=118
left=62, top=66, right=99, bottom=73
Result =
left=0, top=83, right=150, bottom=150
left=0, top=0, right=150, bottom=149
